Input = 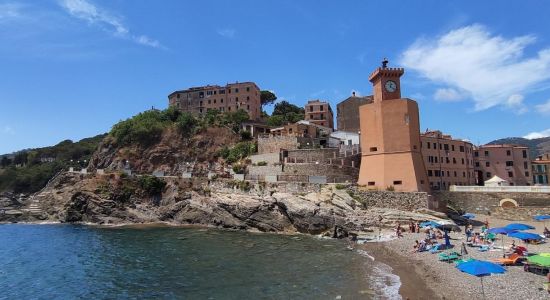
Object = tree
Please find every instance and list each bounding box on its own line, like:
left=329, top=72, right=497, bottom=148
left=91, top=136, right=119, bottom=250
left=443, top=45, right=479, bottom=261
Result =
left=0, top=156, right=11, bottom=168
left=266, top=101, right=305, bottom=126
left=260, top=90, right=277, bottom=106
left=272, top=100, right=304, bottom=116
left=222, top=109, right=249, bottom=133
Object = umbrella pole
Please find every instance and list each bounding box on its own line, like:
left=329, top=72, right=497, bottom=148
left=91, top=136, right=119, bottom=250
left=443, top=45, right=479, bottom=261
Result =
left=502, top=236, right=505, bottom=258
left=480, top=276, right=486, bottom=300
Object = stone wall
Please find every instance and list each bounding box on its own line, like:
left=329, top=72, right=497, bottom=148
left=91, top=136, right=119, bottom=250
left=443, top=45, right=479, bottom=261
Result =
left=248, top=165, right=283, bottom=176
left=284, top=164, right=359, bottom=178
left=491, top=206, right=550, bottom=221
left=351, top=188, right=429, bottom=211
left=258, top=136, right=299, bottom=154
left=434, top=191, right=550, bottom=214
left=203, top=179, right=323, bottom=196
left=285, top=149, right=340, bottom=163
left=250, top=153, right=280, bottom=164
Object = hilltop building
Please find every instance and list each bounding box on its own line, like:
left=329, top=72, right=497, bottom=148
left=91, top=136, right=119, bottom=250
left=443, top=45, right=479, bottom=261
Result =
left=532, top=153, right=550, bottom=185
left=304, top=100, right=334, bottom=129
left=336, top=93, right=373, bottom=132
left=357, top=60, right=429, bottom=192
left=420, top=130, right=475, bottom=190
left=168, top=82, right=261, bottom=120
left=473, top=144, right=532, bottom=186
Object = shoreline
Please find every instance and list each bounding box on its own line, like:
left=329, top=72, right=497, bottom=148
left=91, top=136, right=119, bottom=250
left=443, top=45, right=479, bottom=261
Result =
left=360, top=240, right=441, bottom=299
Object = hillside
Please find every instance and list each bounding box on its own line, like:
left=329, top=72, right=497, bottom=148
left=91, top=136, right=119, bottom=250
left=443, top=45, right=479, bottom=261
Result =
left=487, top=136, right=550, bottom=158
left=0, top=134, right=106, bottom=193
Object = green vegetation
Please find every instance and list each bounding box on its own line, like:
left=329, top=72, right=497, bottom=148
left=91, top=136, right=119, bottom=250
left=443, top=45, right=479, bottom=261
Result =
left=138, top=175, right=167, bottom=196
left=266, top=101, right=305, bottom=126
left=260, top=90, right=277, bottom=106
left=335, top=184, right=347, bottom=190
left=256, top=161, right=268, bottom=166
left=219, top=142, right=257, bottom=164
left=0, top=134, right=106, bottom=193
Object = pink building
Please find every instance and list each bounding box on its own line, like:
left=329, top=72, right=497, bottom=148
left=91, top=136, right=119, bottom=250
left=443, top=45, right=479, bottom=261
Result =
left=473, top=145, right=532, bottom=186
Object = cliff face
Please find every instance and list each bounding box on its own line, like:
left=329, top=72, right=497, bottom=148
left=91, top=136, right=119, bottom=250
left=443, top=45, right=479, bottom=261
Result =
left=89, top=127, right=239, bottom=176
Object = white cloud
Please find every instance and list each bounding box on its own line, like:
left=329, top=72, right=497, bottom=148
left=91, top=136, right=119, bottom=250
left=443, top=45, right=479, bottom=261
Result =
left=433, top=88, right=463, bottom=102
left=524, top=128, right=550, bottom=139
left=535, top=99, right=550, bottom=114
left=505, top=94, right=528, bottom=114
left=0, top=3, right=22, bottom=21
left=217, top=28, right=236, bottom=39
left=400, top=24, right=550, bottom=111
left=59, top=0, right=162, bottom=48
left=1, top=126, right=15, bottom=135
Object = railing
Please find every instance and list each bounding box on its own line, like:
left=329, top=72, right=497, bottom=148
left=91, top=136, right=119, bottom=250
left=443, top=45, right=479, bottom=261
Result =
left=450, top=185, right=550, bottom=193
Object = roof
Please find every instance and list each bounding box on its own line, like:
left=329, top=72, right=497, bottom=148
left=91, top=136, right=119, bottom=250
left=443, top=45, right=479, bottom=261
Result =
left=336, top=95, right=373, bottom=107
left=479, top=144, right=529, bottom=149
left=485, top=175, right=508, bottom=183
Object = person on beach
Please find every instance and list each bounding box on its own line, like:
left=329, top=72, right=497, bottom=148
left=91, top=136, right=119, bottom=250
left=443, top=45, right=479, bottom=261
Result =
left=484, top=219, right=489, bottom=229
left=396, top=223, right=403, bottom=238
left=411, top=240, right=420, bottom=253
left=544, top=226, right=550, bottom=237
left=416, top=222, right=421, bottom=233
left=465, top=227, right=472, bottom=242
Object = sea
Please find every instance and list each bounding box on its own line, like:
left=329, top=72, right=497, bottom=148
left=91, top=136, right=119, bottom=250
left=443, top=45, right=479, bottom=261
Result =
left=0, top=224, right=401, bottom=299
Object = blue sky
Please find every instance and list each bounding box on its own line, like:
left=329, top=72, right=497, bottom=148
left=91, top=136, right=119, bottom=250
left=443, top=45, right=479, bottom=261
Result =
left=1, top=0, right=550, bottom=154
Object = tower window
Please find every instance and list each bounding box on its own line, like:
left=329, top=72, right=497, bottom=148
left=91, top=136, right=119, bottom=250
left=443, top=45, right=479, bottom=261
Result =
left=370, top=147, right=378, bottom=152
left=393, top=180, right=402, bottom=185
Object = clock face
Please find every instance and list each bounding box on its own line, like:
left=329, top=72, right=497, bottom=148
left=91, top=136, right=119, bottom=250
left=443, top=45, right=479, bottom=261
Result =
left=385, top=80, right=397, bottom=92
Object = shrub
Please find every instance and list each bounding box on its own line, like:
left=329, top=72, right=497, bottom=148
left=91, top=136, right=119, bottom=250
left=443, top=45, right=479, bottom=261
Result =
left=257, top=161, right=268, bottom=166
left=138, top=175, right=166, bottom=195
left=335, top=184, right=347, bottom=190
left=240, top=130, right=252, bottom=141
left=386, top=185, right=395, bottom=191
left=176, top=112, right=198, bottom=136
left=232, top=164, right=246, bottom=174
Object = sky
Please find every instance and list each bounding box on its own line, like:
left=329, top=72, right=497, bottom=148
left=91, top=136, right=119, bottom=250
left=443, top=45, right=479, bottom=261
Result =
left=1, top=0, right=550, bottom=154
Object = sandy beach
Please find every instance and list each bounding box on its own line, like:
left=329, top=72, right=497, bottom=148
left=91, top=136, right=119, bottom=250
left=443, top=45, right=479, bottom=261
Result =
left=361, top=214, right=549, bottom=299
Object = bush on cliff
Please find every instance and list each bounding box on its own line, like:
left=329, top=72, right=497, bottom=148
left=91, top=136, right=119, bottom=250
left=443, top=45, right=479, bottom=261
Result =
left=138, top=175, right=166, bottom=196
left=111, top=110, right=170, bottom=146
left=220, top=142, right=257, bottom=163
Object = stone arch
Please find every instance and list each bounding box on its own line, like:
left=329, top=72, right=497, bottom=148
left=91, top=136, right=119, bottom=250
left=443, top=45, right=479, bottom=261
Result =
left=499, top=198, right=518, bottom=208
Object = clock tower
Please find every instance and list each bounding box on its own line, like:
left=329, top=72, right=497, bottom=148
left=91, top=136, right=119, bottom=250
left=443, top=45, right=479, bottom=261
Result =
left=357, top=59, right=429, bottom=192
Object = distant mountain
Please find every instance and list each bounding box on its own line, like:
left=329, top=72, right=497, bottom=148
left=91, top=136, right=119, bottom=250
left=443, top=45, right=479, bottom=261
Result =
left=487, top=136, right=550, bottom=159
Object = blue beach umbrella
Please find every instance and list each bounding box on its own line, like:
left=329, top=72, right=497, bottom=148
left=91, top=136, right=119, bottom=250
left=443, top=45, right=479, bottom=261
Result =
left=504, top=223, right=535, bottom=231
left=487, top=227, right=517, bottom=257
left=533, top=215, right=550, bottom=221
left=456, top=260, right=506, bottom=300
left=462, top=213, right=475, bottom=219
left=420, top=221, right=440, bottom=228
left=507, top=231, right=543, bottom=241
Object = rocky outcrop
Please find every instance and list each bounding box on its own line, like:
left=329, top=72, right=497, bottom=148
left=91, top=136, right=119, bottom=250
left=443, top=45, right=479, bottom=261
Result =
left=6, top=172, right=452, bottom=238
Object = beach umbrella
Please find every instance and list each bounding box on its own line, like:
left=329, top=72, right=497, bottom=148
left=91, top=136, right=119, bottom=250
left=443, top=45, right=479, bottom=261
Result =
left=462, top=213, right=475, bottom=219
left=526, top=253, right=550, bottom=267
left=420, top=221, right=440, bottom=228
left=507, top=231, right=543, bottom=242
left=487, top=227, right=517, bottom=258
left=456, top=260, right=506, bottom=300
left=504, top=223, right=535, bottom=231
left=533, top=215, right=550, bottom=227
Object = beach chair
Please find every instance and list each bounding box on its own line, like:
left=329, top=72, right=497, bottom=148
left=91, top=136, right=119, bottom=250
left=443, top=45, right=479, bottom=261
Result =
left=492, top=253, right=521, bottom=265
left=438, top=251, right=461, bottom=263
left=454, top=258, right=474, bottom=266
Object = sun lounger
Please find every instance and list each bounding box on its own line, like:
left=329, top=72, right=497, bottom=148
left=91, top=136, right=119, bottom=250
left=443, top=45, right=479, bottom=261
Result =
left=438, top=252, right=461, bottom=263
left=492, top=253, right=521, bottom=265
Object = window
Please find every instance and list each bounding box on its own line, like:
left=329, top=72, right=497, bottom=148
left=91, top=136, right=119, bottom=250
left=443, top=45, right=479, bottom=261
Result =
left=428, top=170, right=433, bottom=176
left=199, top=108, right=203, bottom=113
left=177, top=94, right=180, bottom=98
left=452, top=145, right=455, bottom=151
left=508, top=171, right=514, bottom=177
left=320, top=105, right=324, bottom=111
left=461, top=158, right=465, bottom=164
left=214, top=91, right=217, bottom=95
left=474, top=151, right=479, bottom=157
left=435, top=170, right=440, bottom=177
left=463, top=171, right=466, bottom=177
left=208, top=100, right=211, bottom=104
left=236, top=97, right=239, bottom=102
left=447, top=171, right=450, bottom=177
left=475, top=162, right=480, bottom=167
left=524, top=162, right=528, bottom=169
left=446, top=157, right=450, bottom=164
left=525, top=171, right=529, bottom=177
left=310, top=106, right=313, bottom=112
left=247, top=105, right=250, bottom=110
left=427, top=142, right=431, bottom=149
left=370, top=147, right=378, bottom=152
left=235, top=88, right=239, bottom=93
left=368, top=182, right=375, bottom=186
left=484, top=151, right=489, bottom=156
left=459, top=146, right=465, bottom=152
left=522, top=150, right=527, bottom=158
left=320, top=113, right=324, bottom=119
left=506, top=161, right=513, bottom=167
left=453, top=158, right=457, bottom=164
left=219, top=90, right=225, bottom=94
left=200, top=101, right=203, bottom=106
left=435, top=157, right=438, bottom=163
left=454, top=171, right=457, bottom=177
left=221, top=107, right=224, bottom=112
left=485, top=162, right=490, bottom=167
left=320, top=122, right=324, bottom=126
left=506, top=150, right=511, bottom=156
left=228, top=107, right=231, bottom=111
left=433, top=143, right=437, bottom=149
left=221, top=99, right=223, bottom=103
left=206, top=91, right=213, bottom=95
left=246, top=87, right=250, bottom=92
left=393, top=180, right=402, bottom=185
left=444, top=144, right=449, bottom=151
left=486, top=172, right=491, bottom=178
left=246, top=96, right=250, bottom=101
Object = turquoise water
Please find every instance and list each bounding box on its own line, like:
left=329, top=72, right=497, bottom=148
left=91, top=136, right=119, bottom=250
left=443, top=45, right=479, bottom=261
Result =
left=0, top=224, right=398, bottom=299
